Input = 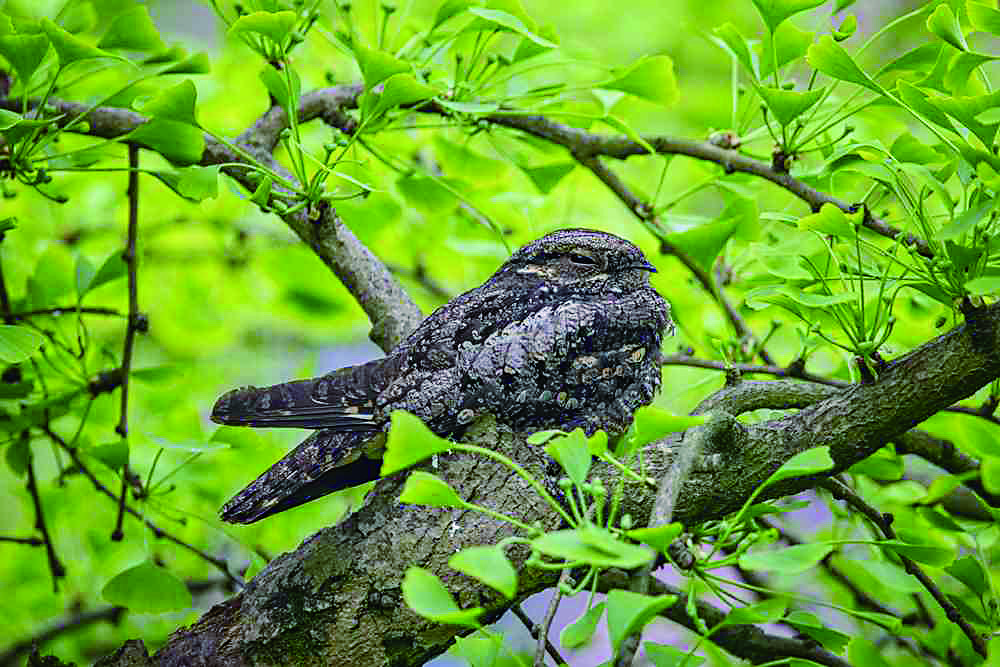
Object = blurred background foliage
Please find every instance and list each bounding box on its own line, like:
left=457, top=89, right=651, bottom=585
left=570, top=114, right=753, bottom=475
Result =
left=2, top=0, right=998, bottom=664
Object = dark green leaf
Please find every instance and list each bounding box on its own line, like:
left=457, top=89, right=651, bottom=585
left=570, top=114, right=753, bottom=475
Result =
left=935, top=196, right=996, bottom=241
left=0, top=326, right=45, bottom=363
left=877, top=540, right=954, bottom=567
left=381, top=410, right=453, bottom=476
left=433, top=0, right=475, bottom=29
left=161, top=52, right=210, bottom=74
left=522, top=162, right=575, bottom=194
left=402, top=566, right=481, bottom=626
left=785, top=611, right=850, bottom=653
left=602, top=55, right=678, bottom=107
left=645, top=642, right=705, bottom=667
left=5, top=437, right=29, bottom=477
left=561, top=602, right=606, bottom=649
left=625, top=523, right=683, bottom=552
left=512, top=24, right=559, bottom=61
left=151, top=166, right=219, bottom=202
left=945, top=555, right=989, bottom=596
left=670, top=217, right=740, bottom=273
left=718, top=597, right=787, bottom=626
left=90, top=440, right=129, bottom=472
left=102, top=560, right=192, bottom=613
left=449, top=545, right=517, bottom=598
left=399, top=470, right=465, bottom=508
left=85, top=251, right=127, bottom=295
left=98, top=6, right=165, bottom=52
left=259, top=65, right=300, bottom=114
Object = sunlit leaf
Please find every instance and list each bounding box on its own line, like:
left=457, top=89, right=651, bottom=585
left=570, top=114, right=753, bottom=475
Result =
left=926, top=4, right=967, bottom=51
left=606, top=590, right=676, bottom=653
left=399, top=470, right=465, bottom=508
left=41, top=18, right=122, bottom=66
left=0, top=326, right=46, bottom=363
left=712, top=23, right=757, bottom=79
left=102, top=560, right=192, bottom=613
left=136, top=79, right=199, bottom=127
left=633, top=406, right=706, bottom=448
left=785, top=611, right=850, bottom=653
left=531, top=525, right=654, bottom=569
left=739, top=543, right=833, bottom=573
left=370, top=73, right=438, bottom=117
left=98, top=6, right=165, bottom=52
left=807, top=35, right=883, bottom=94
left=561, top=602, right=606, bottom=649
left=751, top=0, right=825, bottom=34
left=229, top=10, right=297, bottom=48
left=0, top=34, right=49, bottom=89
left=602, top=55, right=678, bottom=107
left=449, top=545, right=517, bottom=598
left=758, top=86, right=825, bottom=127
left=128, top=119, right=204, bottom=165
left=381, top=410, right=453, bottom=476
left=544, top=428, right=591, bottom=485
left=354, top=44, right=410, bottom=89
left=718, top=597, right=787, bottom=626
left=402, top=566, right=481, bottom=626
left=467, top=8, right=556, bottom=48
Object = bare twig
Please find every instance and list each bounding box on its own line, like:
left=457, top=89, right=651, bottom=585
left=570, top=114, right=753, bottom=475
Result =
left=8, top=306, right=125, bottom=319
left=43, top=426, right=239, bottom=586
left=510, top=603, right=566, bottom=667
left=0, top=605, right=126, bottom=667
left=25, top=442, right=66, bottom=591
left=0, top=535, right=44, bottom=546
left=822, top=478, right=987, bottom=658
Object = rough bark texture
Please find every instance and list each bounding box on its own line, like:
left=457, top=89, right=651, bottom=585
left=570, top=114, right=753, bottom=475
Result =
left=96, top=302, right=1000, bottom=667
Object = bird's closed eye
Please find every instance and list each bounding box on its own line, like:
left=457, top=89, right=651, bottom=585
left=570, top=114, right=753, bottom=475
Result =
left=567, top=253, right=598, bottom=266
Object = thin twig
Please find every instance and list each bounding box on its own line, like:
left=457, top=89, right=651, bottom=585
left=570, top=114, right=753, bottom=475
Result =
left=8, top=306, right=125, bottom=319
left=0, top=535, right=44, bottom=546
left=111, top=143, right=142, bottom=541
left=822, top=478, right=988, bottom=658
left=510, top=603, right=567, bottom=667
left=25, top=441, right=66, bottom=591
left=43, top=426, right=240, bottom=586
left=534, top=569, right=571, bottom=667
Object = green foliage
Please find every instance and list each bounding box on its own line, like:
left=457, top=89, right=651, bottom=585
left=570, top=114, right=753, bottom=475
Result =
left=2, top=0, right=1000, bottom=664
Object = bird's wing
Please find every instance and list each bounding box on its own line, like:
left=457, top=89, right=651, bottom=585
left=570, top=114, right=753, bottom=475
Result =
left=210, top=358, right=388, bottom=430
left=219, top=428, right=385, bottom=524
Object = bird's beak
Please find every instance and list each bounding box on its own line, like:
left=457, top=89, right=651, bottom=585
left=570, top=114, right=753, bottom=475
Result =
left=631, top=260, right=657, bottom=273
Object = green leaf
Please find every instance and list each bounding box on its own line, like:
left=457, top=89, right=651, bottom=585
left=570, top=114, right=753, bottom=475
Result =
left=877, top=540, right=954, bottom=567
left=449, top=545, right=517, bottom=599
left=161, top=52, right=211, bottom=75
left=41, top=18, right=121, bottom=67
left=935, top=196, right=997, bottom=241
left=0, top=34, right=49, bottom=89
left=531, top=525, right=654, bottom=569
left=399, top=470, right=465, bottom=508
left=401, top=566, right=481, bottom=627
left=102, top=560, right=192, bottom=613
left=512, top=24, right=559, bottom=61
left=354, top=44, right=410, bottom=89
left=625, top=522, right=683, bottom=553
left=645, top=642, right=705, bottom=667
left=739, top=543, right=833, bottom=574
left=670, top=217, right=740, bottom=273
left=381, top=410, right=454, bottom=476
left=632, top=406, right=706, bottom=448
left=751, top=0, right=825, bottom=34
left=75, top=254, right=95, bottom=298
left=762, top=446, right=834, bottom=487
left=807, top=35, right=883, bottom=95
left=433, top=0, right=475, bottom=29
left=522, top=162, right=575, bottom=194
left=601, top=55, right=678, bottom=107
left=135, top=79, right=199, bottom=127
left=928, top=90, right=1000, bottom=150
left=83, top=250, right=127, bottom=296
left=890, top=133, right=942, bottom=164
left=946, top=555, right=990, bottom=596
left=926, top=4, right=968, bottom=51
left=785, top=611, right=850, bottom=653
left=848, top=446, right=902, bottom=481
left=151, top=166, right=219, bottom=202
left=0, top=326, right=45, bottom=363
left=229, top=10, right=297, bottom=47
left=5, top=437, right=29, bottom=476
left=848, top=638, right=892, bottom=667
left=448, top=632, right=502, bottom=667
left=759, top=21, right=814, bottom=78
left=606, top=590, right=676, bottom=653
left=758, top=86, right=825, bottom=126
left=90, top=440, right=129, bottom=472
left=969, top=1, right=1000, bottom=36
left=544, top=428, right=591, bottom=486
left=128, top=119, right=204, bottom=165
left=718, top=597, right=787, bottom=626
left=98, top=6, right=165, bottom=52
left=712, top=23, right=757, bottom=79
left=259, top=64, right=300, bottom=114
left=561, top=602, right=606, bottom=649
left=966, top=275, right=1000, bottom=296
left=832, top=14, right=857, bottom=41
left=467, top=8, right=557, bottom=48
left=370, top=73, right=438, bottom=117
left=796, top=202, right=858, bottom=238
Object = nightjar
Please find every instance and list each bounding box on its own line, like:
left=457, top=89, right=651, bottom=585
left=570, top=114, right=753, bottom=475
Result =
left=212, top=228, right=672, bottom=523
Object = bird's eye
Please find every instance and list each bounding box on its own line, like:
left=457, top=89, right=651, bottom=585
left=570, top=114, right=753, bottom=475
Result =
left=567, top=253, right=598, bottom=266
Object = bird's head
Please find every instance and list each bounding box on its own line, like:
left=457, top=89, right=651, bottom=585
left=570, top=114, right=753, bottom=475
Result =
left=498, top=228, right=658, bottom=293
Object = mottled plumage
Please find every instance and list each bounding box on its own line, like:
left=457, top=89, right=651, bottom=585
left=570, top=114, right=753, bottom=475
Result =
left=212, top=228, right=672, bottom=523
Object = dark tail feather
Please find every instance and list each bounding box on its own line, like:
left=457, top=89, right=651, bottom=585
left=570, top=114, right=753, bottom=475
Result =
left=219, top=429, right=382, bottom=524
left=211, top=364, right=383, bottom=430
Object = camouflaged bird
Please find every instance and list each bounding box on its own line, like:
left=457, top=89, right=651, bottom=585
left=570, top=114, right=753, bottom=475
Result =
left=212, top=228, right=672, bottom=523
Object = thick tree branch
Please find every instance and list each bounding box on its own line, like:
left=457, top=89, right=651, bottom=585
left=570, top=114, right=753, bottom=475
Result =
left=90, top=302, right=1000, bottom=666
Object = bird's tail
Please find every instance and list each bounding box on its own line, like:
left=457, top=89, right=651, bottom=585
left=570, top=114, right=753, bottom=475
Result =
left=219, top=428, right=384, bottom=524
left=211, top=359, right=386, bottom=431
